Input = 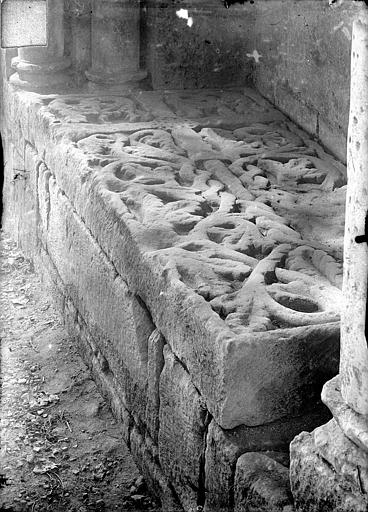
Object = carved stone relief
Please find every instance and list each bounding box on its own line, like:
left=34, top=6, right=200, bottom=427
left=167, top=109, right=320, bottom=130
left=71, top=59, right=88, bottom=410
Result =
left=162, top=89, right=284, bottom=125
left=69, top=90, right=345, bottom=338
left=47, top=95, right=153, bottom=123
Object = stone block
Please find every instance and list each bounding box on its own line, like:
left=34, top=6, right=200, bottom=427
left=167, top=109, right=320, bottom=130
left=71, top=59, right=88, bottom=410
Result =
left=1, top=16, right=356, bottom=512
left=35, top=241, right=134, bottom=448
left=158, top=345, right=210, bottom=512
left=13, top=174, right=37, bottom=257
left=234, top=452, right=293, bottom=512
left=74, top=116, right=342, bottom=429
left=1, top=47, right=17, bottom=80
left=251, top=0, right=359, bottom=162
left=63, top=295, right=132, bottom=445
left=82, top=180, right=341, bottom=429
left=39, top=170, right=155, bottom=423
left=5, top=85, right=344, bottom=432
left=1, top=140, right=14, bottom=228
left=290, top=419, right=368, bottom=512
left=35, top=242, right=66, bottom=315
left=145, top=329, right=166, bottom=443
left=322, top=376, right=368, bottom=454
left=34, top=247, right=134, bottom=441
left=204, top=405, right=330, bottom=512
left=9, top=145, right=38, bottom=258
left=24, top=143, right=39, bottom=197
left=130, top=425, right=183, bottom=511
left=273, top=83, right=318, bottom=142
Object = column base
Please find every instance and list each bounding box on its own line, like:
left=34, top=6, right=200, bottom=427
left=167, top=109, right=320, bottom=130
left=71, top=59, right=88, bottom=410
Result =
left=290, top=376, right=368, bottom=512
left=10, top=56, right=72, bottom=93
left=85, top=68, right=147, bottom=93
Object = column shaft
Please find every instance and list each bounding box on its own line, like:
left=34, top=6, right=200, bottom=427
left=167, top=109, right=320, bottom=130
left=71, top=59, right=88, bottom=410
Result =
left=68, top=0, right=92, bottom=85
left=86, top=0, right=146, bottom=90
left=340, top=16, right=368, bottom=415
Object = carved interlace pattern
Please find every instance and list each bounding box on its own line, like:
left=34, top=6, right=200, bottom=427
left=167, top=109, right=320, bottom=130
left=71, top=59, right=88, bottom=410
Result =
left=56, top=90, right=345, bottom=335
left=47, top=96, right=153, bottom=124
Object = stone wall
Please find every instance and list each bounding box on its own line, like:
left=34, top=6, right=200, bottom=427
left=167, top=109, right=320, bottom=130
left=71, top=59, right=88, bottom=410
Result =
left=144, top=0, right=362, bottom=163
left=12, top=0, right=357, bottom=161
left=250, top=0, right=359, bottom=164
left=143, top=0, right=254, bottom=90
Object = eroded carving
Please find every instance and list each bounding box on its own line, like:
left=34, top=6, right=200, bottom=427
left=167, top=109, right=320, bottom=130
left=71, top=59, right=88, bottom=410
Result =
left=74, top=91, right=345, bottom=335
left=163, top=89, right=285, bottom=125
left=48, top=95, right=153, bottom=123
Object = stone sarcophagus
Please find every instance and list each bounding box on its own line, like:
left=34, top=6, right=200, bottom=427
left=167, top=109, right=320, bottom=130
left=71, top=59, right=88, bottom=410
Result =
left=1, top=81, right=346, bottom=510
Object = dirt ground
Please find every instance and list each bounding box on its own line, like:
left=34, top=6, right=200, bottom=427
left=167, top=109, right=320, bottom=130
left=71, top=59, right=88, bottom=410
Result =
left=0, top=232, right=161, bottom=512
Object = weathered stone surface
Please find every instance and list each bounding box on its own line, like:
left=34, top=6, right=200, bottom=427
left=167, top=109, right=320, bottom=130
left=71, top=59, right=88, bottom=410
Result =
left=63, top=295, right=132, bottom=445
left=37, top=166, right=155, bottom=424
left=33, top=242, right=134, bottom=445
left=8, top=143, right=39, bottom=257
left=322, top=375, right=368, bottom=454
left=86, top=0, right=146, bottom=89
left=145, top=329, right=166, bottom=443
left=130, top=425, right=183, bottom=511
left=158, top=345, right=210, bottom=511
left=290, top=419, right=368, bottom=512
left=83, top=102, right=343, bottom=427
left=32, top=242, right=174, bottom=507
left=10, top=0, right=71, bottom=92
left=2, top=84, right=345, bottom=429
left=163, top=88, right=285, bottom=126
left=204, top=406, right=330, bottom=512
left=144, top=0, right=361, bottom=162
left=34, top=237, right=183, bottom=509
left=35, top=233, right=68, bottom=315
left=47, top=95, right=153, bottom=124
left=65, top=0, right=91, bottom=83
left=234, top=452, right=293, bottom=512
left=249, top=0, right=362, bottom=164
left=205, top=406, right=331, bottom=512
left=1, top=8, right=354, bottom=509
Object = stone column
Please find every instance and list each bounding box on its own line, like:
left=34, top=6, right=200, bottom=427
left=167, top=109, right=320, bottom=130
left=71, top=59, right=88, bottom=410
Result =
left=10, top=0, right=71, bottom=92
left=68, top=0, right=92, bottom=86
left=340, top=15, right=368, bottom=416
left=290, top=13, right=368, bottom=512
left=85, top=0, right=146, bottom=91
